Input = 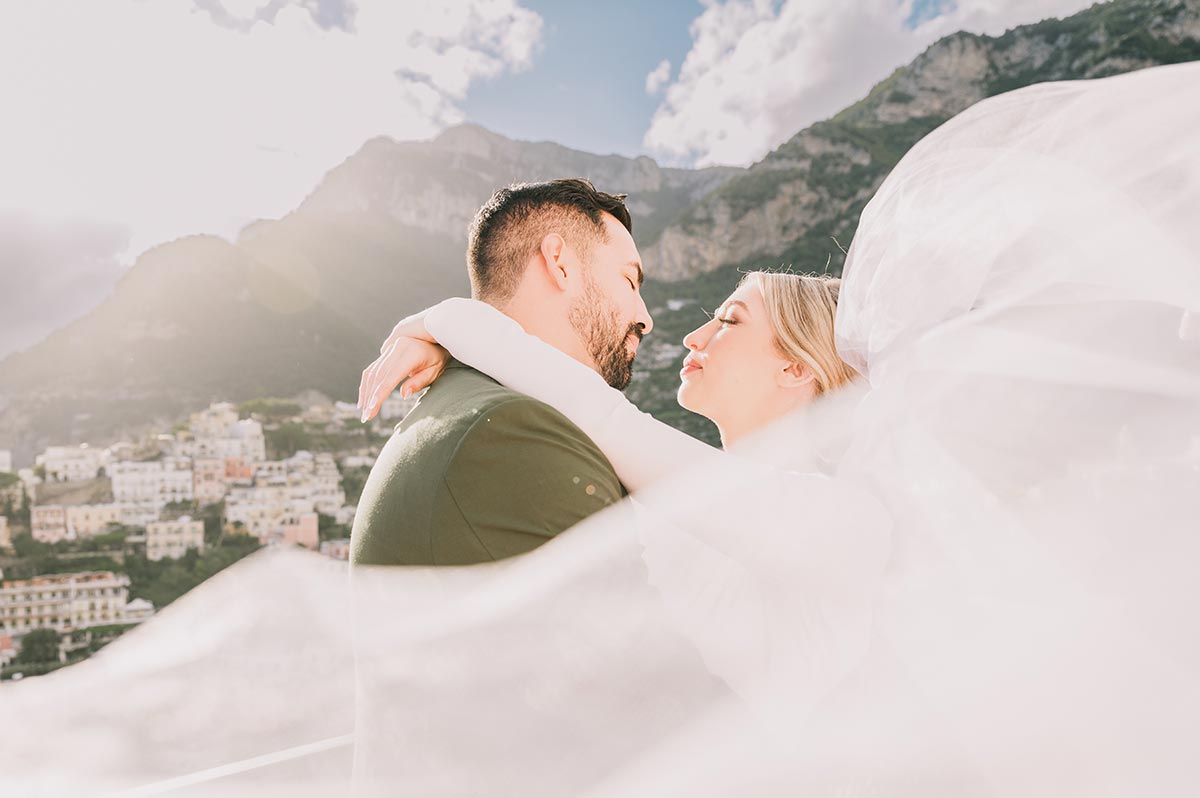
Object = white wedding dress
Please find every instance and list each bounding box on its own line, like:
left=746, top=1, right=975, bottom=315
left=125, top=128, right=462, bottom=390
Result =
left=3, top=61, right=1199, bottom=797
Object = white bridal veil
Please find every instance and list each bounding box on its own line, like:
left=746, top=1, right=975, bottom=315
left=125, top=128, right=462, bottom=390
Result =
left=3, top=62, right=1199, bottom=797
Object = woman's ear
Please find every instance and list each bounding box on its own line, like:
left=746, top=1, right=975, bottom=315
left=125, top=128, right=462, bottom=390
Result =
left=778, top=361, right=816, bottom=389
left=538, top=233, right=570, bottom=291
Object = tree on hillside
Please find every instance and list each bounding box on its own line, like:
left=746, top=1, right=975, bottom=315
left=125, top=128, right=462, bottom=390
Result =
left=16, top=629, right=60, bottom=665
left=265, top=423, right=313, bottom=459
left=239, top=398, right=303, bottom=422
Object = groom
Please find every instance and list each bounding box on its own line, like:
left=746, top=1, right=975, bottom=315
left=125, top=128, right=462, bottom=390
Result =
left=350, top=178, right=653, bottom=566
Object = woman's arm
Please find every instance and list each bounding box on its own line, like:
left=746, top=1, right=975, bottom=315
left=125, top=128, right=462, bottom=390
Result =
left=420, top=298, right=722, bottom=493
left=357, top=299, right=891, bottom=581
left=356, top=297, right=723, bottom=493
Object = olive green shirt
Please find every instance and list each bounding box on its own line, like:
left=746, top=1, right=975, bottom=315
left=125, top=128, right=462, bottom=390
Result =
left=350, top=360, right=625, bottom=566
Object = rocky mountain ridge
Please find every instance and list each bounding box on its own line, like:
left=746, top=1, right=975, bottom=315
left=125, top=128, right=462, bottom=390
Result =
left=645, top=0, right=1200, bottom=280
left=297, top=123, right=741, bottom=248
left=1, top=0, right=1197, bottom=459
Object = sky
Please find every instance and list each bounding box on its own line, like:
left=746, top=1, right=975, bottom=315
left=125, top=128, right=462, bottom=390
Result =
left=0, top=0, right=1098, bottom=360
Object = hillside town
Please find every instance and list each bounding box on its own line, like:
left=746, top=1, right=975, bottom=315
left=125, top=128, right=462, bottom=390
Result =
left=0, top=393, right=415, bottom=679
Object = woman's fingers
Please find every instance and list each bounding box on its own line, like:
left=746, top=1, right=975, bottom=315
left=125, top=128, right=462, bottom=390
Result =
left=359, top=341, right=403, bottom=422
left=358, top=352, right=386, bottom=412
left=364, top=308, right=442, bottom=413
left=361, top=339, right=449, bottom=422
left=402, top=353, right=448, bottom=397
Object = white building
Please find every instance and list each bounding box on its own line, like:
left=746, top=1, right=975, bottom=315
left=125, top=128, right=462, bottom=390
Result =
left=192, top=457, right=228, bottom=505
left=184, top=403, right=266, bottom=464
left=65, top=504, right=123, bottom=538
left=320, top=538, right=351, bottom=561
left=0, top=571, right=131, bottom=635
left=103, top=441, right=137, bottom=465
left=36, top=445, right=104, bottom=483
left=0, top=449, right=12, bottom=473
left=31, top=505, right=68, bottom=543
left=334, top=401, right=361, bottom=422
left=379, top=394, right=418, bottom=421
left=17, top=467, right=40, bottom=492
left=110, top=458, right=195, bottom=527
left=123, top=597, right=155, bottom=622
left=225, top=484, right=319, bottom=548
left=311, top=453, right=345, bottom=515
left=117, top=502, right=162, bottom=529
left=189, top=402, right=238, bottom=439
left=253, top=459, right=289, bottom=486
left=239, top=452, right=345, bottom=524
left=340, top=455, right=375, bottom=470
left=146, top=516, right=205, bottom=561
left=0, top=516, right=10, bottom=551
left=111, top=458, right=195, bottom=504
left=335, top=505, right=357, bottom=527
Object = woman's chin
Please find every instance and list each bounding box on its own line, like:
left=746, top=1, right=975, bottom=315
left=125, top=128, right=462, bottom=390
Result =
left=676, top=385, right=703, bottom=417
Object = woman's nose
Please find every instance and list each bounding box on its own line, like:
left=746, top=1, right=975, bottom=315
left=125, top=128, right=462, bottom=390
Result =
left=683, top=318, right=715, bottom=351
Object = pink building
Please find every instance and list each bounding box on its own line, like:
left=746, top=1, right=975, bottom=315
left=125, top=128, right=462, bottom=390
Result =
left=193, top=457, right=227, bottom=505
left=279, top=512, right=319, bottom=550
left=224, top=457, right=254, bottom=486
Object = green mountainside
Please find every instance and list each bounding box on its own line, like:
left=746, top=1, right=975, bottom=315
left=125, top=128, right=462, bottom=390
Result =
left=1, top=0, right=1196, bottom=457
left=632, top=0, right=1200, bottom=442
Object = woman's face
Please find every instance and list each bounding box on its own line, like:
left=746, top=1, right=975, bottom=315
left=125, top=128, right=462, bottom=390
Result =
left=677, top=282, right=805, bottom=443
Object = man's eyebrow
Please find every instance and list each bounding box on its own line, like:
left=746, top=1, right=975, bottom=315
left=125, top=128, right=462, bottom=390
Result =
left=626, top=261, right=644, bottom=287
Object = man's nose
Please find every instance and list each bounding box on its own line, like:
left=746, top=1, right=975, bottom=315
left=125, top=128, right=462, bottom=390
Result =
left=635, top=294, right=653, bottom=336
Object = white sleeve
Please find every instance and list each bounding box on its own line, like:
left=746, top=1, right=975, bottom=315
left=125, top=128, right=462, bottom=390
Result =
left=423, top=297, right=723, bottom=492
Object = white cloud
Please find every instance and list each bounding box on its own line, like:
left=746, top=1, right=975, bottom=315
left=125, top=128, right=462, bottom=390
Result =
left=220, top=0, right=275, bottom=20
left=644, top=0, right=1096, bottom=167
left=0, top=0, right=543, bottom=260
left=645, top=58, right=672, bottom=95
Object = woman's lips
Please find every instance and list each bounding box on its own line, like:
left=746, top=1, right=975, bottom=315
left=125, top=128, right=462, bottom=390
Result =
left=680, top=358, right=702, bottom=378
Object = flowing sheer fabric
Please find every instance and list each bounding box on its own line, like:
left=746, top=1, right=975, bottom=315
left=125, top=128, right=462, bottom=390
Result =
left=3, top=62, right=1199, bottom=796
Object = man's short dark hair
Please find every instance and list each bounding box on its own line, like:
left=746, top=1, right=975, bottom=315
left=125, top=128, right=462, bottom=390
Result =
left=467, top=178, right=633, bottom=304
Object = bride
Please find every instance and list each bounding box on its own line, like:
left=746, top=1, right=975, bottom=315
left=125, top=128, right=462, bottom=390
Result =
left=358, top=267, right=864, bottom=482
left=351, top=269, right=897, bottom=788
left=358, top=269, right=859, bottom=455
left=355, top=58, right=1200, bottom=796
left=2, top=61, right=1198, bottom=797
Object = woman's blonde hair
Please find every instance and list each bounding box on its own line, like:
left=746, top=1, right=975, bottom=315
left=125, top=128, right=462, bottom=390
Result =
left=740, top=270, right=859, bottom=395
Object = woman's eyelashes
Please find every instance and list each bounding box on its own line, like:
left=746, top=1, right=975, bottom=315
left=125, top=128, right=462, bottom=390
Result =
left=702, top=308, right=738, bottom=327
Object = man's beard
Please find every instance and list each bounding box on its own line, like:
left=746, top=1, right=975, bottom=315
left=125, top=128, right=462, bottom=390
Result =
left=568, top=274, right=642, bottom=390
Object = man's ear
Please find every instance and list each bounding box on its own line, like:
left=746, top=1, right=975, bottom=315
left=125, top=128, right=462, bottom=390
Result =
left=778, top=360, right=816, bottom=389
left=538, top=233, right=570, bottom=291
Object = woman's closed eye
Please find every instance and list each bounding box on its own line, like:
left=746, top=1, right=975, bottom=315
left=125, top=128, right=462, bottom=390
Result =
left=702, top=308, right=737, bottom=326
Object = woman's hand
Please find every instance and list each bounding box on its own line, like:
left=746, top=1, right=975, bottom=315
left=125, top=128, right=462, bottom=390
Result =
left=357, top=310, right=448, bottom=422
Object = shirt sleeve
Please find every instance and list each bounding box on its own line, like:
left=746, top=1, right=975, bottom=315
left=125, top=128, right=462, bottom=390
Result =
left=425, top=297, right=724, bottom=493
left=438, top=395, right=625, bottom=562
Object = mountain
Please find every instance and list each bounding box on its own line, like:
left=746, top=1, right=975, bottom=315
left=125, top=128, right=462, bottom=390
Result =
left=1, top=0, right=1197, bottom=461
left=0, top=132, right=740, bottom=464
left=646, top=0, right=1200, bottom=282
left=299, top=124, right=740, bottom=248
left=630, top=0, right=1200, bottom=442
